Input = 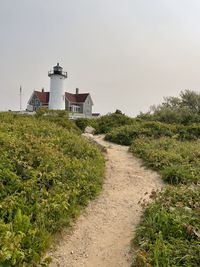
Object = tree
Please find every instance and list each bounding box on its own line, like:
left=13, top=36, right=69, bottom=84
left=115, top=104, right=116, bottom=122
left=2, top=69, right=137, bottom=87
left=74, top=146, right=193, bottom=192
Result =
left=180, top=89, right=200, bottom=113
left=137, top=89, right=200, bottom=124
left=115, top=109, right=123, bottom=114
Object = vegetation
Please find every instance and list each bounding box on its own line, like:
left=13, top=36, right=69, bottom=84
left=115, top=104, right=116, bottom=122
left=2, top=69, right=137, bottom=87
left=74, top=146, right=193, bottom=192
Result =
left=138, top=89, right=200, bottom=124
left=132, top=186, right=200, bottom=267
left=129, top=136, right=200, bottom=266
left=106, top=120, right=200, bottom=146
left=1, top=89, right=200, bottom=266
left=105, top=121, right=177, bottom=145
left=102, top=91, right=200, bottom=266
left=130, top=137, right=200, bottom=184
left=75, top=117, right=97, bottom=132
left=0, top=112, right=104, bottom=266
left=75, top=111, right=134, bottom=134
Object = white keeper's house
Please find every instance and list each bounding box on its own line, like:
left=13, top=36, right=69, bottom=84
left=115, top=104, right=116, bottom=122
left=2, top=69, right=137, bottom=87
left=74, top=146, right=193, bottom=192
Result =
left=27, top=63, right=95, bottom=118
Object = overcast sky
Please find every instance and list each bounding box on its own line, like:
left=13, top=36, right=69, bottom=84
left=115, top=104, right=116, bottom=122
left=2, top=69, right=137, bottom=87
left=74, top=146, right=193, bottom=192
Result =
left=1, top=0, right=200, bottom=116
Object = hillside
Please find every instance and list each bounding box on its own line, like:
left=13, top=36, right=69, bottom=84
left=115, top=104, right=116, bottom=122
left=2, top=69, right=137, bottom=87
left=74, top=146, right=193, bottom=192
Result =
left=0, top=112, right=105, bottom=266
left=1, top=92, right=200, bottom=266
left=74, top=95, right=200, bottom=266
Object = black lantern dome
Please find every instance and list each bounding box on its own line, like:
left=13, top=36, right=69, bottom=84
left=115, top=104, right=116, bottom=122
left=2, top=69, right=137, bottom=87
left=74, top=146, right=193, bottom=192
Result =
left=48, top=63, right=67, bottom=78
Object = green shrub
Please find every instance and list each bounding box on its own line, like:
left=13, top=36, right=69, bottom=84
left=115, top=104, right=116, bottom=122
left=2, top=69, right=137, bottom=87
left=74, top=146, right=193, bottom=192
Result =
left=161, top=165, right=197, bottom=184
left=129, top=134, right=200, bottom=266
left=0, top=113, right=105, bottom=266
left=75, top=118, right=91, bottom=131
left=177, top=123, right=200, bottom=140
left=132, top=186, right=200, bottom=267
left=137, top=89, right=200, bottom=124
left=95, top=113, right=134, bottom=134
left=75, top=113, right=135, bottom=134
left=35, top=107, right=47, bottom=117
left=130, top=137, right=200, bottom=184
left=105, top=121, right=178, bottom=145
left=105, top=123, right=147, bottom=145
left=75, top=118, right=98, bottom=132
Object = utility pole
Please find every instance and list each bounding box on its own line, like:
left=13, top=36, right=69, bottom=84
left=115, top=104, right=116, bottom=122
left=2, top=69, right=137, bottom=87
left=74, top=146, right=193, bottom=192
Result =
left=19, top=86, right=22, bottom=111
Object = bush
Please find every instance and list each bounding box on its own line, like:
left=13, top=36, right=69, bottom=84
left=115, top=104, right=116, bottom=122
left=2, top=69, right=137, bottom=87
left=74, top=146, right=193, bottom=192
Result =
left=161, top=165, right=197, bottom=184
left=95, top=113, right=134, bottom=134
left=75, top=118, right=98, bottom=132
left=35, top=110, right=80, bottom=133
left=132, top=186, right=200, bottom=267
left=105, top=121, right=178, bottom=145
left=0, top=113, right=105, bottom=266
left=137, top=90, right=200, bottom=124
left=104, top=118, right=200, bottom=266
left=105, top=124, right=146, bottom=145
left=75, top=118, right=91, bottom=131
left=75, top=113, right=135, bottom=134
left=177, top=124, right=200, bottom=140
left=130, top=137, right=200, bottom=184
left=129, top=135, right=200, bottom=266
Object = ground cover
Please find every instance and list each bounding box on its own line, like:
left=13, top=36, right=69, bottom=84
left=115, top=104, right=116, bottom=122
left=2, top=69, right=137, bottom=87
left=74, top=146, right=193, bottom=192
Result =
left=132, top=185, right=200, bottom=267
left=105, top=120, right=200, bottom=146
left=130, top=137, right=200, bottom=266
left=75, top=112, right=134, bottom=133
left=0, top=112, right=105, bottom=266
left=105, top=121, right=177, bottom=145
left=104, top=118, right=200, bottom=266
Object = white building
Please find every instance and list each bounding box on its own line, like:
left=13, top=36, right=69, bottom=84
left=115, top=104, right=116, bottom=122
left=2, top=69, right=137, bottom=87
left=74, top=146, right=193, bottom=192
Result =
left=27, top=63, right=95, bottom=117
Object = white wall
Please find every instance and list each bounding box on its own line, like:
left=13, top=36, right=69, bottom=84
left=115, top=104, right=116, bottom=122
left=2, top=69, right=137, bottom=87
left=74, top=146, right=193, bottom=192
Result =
left=83, top=95, right=93, bottom=116
left=49, top=75, right=65, bottom=110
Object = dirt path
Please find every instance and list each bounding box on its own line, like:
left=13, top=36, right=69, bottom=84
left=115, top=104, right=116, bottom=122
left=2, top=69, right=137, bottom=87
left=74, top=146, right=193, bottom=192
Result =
left=49, top=135, right=163, bottom=267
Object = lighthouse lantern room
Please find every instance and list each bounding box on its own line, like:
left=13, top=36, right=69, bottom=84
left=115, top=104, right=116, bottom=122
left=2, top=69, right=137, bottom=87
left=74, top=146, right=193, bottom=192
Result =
left=48, top=63, right=67, bottom=110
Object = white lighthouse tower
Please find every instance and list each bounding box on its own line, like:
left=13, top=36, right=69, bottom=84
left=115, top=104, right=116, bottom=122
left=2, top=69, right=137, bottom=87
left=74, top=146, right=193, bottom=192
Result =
left=48, top=63, right=67, bottom=110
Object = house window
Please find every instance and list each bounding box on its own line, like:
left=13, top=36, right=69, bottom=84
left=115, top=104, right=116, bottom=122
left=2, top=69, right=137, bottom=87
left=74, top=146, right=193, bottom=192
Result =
left=69, top=105, right=80, bottom=113
left=74, top=106, right=80, bottom=112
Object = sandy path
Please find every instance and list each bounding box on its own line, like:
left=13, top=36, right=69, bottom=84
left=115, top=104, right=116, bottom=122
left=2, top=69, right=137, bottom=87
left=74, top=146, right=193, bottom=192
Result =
left=49, top=135, right=163, bottom=267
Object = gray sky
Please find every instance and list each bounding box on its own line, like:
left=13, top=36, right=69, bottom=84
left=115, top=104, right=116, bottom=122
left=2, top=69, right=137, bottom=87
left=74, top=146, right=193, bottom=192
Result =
left=1, top=0, right=200, bottom=116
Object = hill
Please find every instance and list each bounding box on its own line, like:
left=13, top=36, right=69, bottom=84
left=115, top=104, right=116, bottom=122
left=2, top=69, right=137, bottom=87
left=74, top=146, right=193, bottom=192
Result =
left=0, top=112, right=104, bottom=266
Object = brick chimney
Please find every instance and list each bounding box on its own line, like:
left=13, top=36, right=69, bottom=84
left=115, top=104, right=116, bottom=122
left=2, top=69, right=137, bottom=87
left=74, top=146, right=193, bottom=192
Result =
left=76, top=88, right=79, bottom=94
left=41, top=88, right=44, bottom=92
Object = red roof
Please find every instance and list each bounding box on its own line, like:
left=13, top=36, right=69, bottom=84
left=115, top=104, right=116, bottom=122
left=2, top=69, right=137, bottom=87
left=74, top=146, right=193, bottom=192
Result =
left=65, top=92, right=89, bottom=103
left=65, top=92, right=76, bottom=102
left=34, top=91, right=89, bottom=104
left=35, top=91, right=49, bottom=104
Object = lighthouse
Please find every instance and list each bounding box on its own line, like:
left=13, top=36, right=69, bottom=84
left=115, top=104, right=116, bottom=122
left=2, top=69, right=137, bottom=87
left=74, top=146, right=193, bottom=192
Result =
left=48, top=63, right=67, bottom=110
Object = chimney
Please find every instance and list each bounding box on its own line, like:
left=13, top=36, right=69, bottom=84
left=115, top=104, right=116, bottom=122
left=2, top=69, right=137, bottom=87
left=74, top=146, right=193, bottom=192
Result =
left=41, top=88, right=44, bottom=92
left=76, top=88, right=79, bottom=94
